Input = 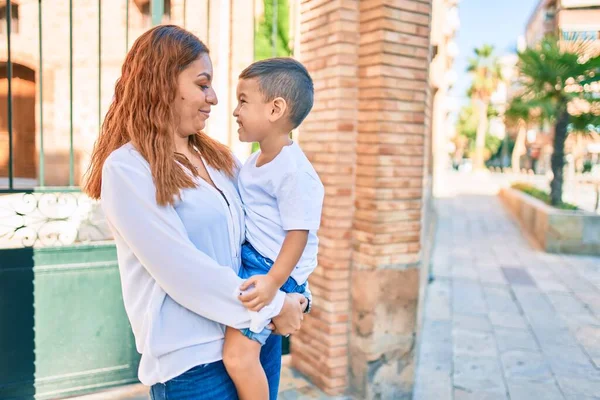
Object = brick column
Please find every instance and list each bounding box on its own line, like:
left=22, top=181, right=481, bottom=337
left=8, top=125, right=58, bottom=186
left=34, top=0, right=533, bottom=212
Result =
left=295, top=0, right=433, bottom=398
left=350, top=0, right=432, bottom=398
left=292, top=0, right=360, bottom=395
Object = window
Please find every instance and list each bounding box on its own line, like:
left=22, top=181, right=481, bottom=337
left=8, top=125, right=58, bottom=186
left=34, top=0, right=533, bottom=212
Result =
left=562, top=31, right=600, bottom=41
left=0, top=2, right=19, bottom=35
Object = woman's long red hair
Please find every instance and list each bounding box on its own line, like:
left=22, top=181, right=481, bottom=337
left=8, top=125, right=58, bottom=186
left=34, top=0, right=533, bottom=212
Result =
left=83, top=25, right=234, bottom=206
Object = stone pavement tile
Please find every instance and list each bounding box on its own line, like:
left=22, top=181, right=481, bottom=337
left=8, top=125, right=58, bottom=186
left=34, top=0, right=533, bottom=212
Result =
left=559, top=312, right=600, bottom=330
left=420, top=320, right=452, bottom=345
left=452, top=313, right=493, bottom=332
left=453, top=329, right=498, bottom=357
left=573, top=324, right=600, bottom=368
left=417, top=320, right=453, bottom=373
left=483, top=286, right=521, bottom=314
left=417, top=346, right=453, bottom=375
left=478, top=267, right=508, bottom=285
left=526, top=265, right=560, bottom=280
left=500, top=350, right=554, bottom=382
left=505, top=380, right=565, bottom=400
left=546, top=292, right=591, bottom=315
left=452, top=280, right=487, bottom=316
left=511, top=287, right=557, bottom=316
left=533, top=279, right=570, bottom=293
left=576, top=291, right=600, bottom=318
left=432, top=263, right=452, bottom=279
left=501, top=267, right=537, bottom=287
left=424, top=280, right=452, bottom=321
left=532, top=327, right=581, bottom=348
left=453, top=355, right=506, bottom=393
left=489, top=311, right=529, bottom=330
left=556, top=377, right=600, bottom=399
left=453, top=387, right=509, bottom=400
left=279, top=365, right=312, bottom=392
left=550, top=268, right=598, bottom=293
left=474, top=260, right=502, bottom=269
left=412, top=371, right=452, bottom=400
left=494, top=327, right=539, bottom=353
left=563, top=396, right=600, bottom=400
left=452, top=265, right=479, bottom=281
left=573, top=324, right=600, bottom=347
left=542, top=345, right=600, bottom=381
left=278, top=386, right=351, bottom=400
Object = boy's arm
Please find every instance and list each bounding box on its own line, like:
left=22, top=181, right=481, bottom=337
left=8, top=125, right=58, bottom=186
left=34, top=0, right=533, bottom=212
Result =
left=240, top=170, right=323, bottom=312
left=239, top=230, right=308, bottom=311
left=269, top=230, right=308, bottom=285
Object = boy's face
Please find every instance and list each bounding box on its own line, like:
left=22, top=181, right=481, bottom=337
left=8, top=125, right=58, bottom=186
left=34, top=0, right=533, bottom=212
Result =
left=233, top=78, right=272, bottom=143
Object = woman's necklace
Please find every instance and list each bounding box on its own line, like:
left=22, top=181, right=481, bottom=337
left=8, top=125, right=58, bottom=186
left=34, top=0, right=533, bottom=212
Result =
left=175, top=150, right=202, bottom=172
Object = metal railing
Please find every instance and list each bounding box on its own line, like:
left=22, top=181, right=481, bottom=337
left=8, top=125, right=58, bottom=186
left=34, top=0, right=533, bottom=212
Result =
left=0, top=0, right=171, bottom=246
left=1, top=0, right=173, bottom=194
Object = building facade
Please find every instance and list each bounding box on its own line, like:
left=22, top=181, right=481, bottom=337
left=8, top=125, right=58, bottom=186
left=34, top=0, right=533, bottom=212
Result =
left=526, top=0, right=600, bottom=47
left=0, top=0, right=254, bottom=188
left=522, top=0, right=600, bottom=174
left=429, top=0, right=459, bottom=194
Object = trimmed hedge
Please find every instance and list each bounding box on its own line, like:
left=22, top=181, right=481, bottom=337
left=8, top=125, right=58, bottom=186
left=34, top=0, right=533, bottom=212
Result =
left=511, top=183, right=579, bottom=211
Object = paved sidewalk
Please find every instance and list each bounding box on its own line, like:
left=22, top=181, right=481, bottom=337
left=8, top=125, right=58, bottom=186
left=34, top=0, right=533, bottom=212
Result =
left=413, top=180, right=600, bottom=399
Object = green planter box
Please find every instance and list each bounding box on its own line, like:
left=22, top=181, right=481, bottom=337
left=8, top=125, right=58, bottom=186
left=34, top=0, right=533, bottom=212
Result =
left=0, top=243, right=140, bottom=400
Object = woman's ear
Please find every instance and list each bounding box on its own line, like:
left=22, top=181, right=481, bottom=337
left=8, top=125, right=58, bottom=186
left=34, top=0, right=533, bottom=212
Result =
left=268, top=97, right=288, bottom=123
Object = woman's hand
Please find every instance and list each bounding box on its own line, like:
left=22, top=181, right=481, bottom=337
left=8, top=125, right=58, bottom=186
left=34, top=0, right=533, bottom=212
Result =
left=268, top=293, right=307, bottom=336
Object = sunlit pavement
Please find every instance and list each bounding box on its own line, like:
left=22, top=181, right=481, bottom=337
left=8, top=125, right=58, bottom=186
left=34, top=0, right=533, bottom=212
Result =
left=413, top=171, right=600, bottom=400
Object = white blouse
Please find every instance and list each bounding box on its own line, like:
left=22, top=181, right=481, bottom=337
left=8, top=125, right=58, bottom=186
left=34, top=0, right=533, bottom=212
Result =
left=100, top=143, right=285, bottom=385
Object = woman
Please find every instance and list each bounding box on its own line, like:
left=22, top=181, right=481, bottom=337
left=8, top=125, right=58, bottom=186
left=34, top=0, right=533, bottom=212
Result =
left=83, top=25, right=306, bottom=399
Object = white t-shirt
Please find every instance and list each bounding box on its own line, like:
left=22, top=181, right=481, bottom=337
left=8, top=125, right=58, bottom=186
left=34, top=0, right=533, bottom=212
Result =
left=238, top=142, right=324, bottom=284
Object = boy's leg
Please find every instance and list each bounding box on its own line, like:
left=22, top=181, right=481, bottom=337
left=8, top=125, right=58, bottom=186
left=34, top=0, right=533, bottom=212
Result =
left=223, top=327, right=268, bottom=400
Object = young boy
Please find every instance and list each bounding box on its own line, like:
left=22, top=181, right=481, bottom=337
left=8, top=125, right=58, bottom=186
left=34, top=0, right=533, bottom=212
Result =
left=223, top=57, right=323, bottom=399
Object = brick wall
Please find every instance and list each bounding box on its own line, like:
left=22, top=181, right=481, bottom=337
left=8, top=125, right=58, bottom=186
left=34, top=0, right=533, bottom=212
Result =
left=291, top=0, right=360, bottom=394
left=295, top=0, right=433, bottom=397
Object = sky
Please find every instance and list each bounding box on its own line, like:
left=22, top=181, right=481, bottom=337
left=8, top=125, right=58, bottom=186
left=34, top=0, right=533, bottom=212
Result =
left=450, top=0, right=541, bottom=108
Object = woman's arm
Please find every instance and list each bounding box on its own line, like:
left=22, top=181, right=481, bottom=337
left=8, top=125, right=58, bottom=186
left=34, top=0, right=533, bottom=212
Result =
left=101, top=157, right=285, bottom=330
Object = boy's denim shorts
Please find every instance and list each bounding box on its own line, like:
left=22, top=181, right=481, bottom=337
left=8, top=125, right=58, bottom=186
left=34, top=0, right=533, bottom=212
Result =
left=238, top=242, right=307, bottom=345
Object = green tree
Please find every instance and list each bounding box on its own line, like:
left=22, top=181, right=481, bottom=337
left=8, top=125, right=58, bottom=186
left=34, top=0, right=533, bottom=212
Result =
left=505, top=99, right=528, bottom=173
left=467, top=45, right=503, bottom=170
left=252, top=0, right=292, bottom=153
left=456, top=103, right=502, bottom=162
left=255, top=0, right=292, bottom=61
left=517, top=37, right=600, bottom=205
left=504, top=96, right=546, bottom=174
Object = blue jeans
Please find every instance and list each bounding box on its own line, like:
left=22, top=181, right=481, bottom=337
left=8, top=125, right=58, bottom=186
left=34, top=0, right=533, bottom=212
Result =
left=238, top=242, right=307, bottom=345
left=149, top=334, right=282, bottom=400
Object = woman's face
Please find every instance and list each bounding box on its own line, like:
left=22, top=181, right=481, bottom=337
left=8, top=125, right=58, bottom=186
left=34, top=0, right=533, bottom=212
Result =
left=173, top=53, right=217, bottom=137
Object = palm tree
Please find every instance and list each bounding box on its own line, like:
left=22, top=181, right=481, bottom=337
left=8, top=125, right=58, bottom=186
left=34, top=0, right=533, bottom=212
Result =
left=505, top=97, right=531, bottom=174
left=505, top=96, right=551, bottom=174
left=467, top=45, right=503, bottom=170
left=517, top=37, right=600, bottom=205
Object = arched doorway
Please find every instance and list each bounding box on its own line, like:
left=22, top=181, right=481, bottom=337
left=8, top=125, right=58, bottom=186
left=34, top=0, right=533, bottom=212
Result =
left=0, top=62, right=36, bottom=182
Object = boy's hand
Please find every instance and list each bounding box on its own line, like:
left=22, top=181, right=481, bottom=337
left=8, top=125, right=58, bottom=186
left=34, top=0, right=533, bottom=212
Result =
left=238, top=274, right=279, bottom=311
